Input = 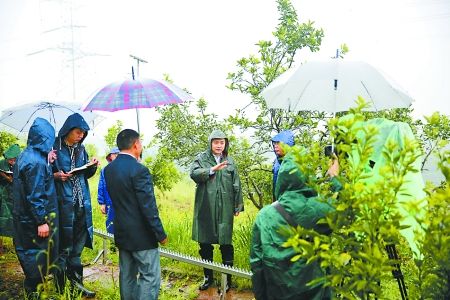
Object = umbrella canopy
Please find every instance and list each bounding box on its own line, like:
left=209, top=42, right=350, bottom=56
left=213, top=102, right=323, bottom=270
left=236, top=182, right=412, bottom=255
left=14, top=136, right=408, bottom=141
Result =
left=0, top=101, right=105, bottom=134
left=82, top=78, right=193, bottom=112
left=261, top=60, right=414, bottom=112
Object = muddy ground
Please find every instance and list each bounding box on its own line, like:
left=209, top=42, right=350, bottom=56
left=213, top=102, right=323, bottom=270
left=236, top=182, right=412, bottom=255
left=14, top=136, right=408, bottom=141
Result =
left=0, top=243, right=254, bottom=300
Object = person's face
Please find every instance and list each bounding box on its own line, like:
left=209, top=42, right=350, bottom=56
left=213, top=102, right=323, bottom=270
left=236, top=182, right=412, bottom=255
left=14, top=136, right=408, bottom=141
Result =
left=7, top=158, right=16, bottom=166
left=273, top=142, right=285, bottom=157
left=109, top=153, right=118, bottom=161
left=133, top=139, right=143, bottom=159
left=211, top=139, right=226, bottom=156
left=66, top=128, right=86, bottom=145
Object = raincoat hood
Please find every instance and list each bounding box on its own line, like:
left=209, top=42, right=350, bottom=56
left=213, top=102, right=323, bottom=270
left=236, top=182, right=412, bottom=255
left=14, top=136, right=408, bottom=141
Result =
left=274, top=152, right=315, bottom=202
left=208, top=129, right=229, bottom=157
left=271, top=130, right=295, bottom=158
left=3, top=144, right=21, bottom=159
left=26, top=118, right=55, bottom=154
left=57, top=113, right=90, bottom=146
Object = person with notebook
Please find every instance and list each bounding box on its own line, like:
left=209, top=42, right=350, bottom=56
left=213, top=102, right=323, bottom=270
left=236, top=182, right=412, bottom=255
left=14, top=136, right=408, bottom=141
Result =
left=0, top=143, right=21, bottom=249
left=52, top=113, right=98, bottom=297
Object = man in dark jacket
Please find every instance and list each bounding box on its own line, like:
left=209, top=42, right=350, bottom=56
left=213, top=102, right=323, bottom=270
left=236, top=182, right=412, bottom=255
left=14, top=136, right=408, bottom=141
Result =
left=271, top=130, right=295, bottom=201
left=104, top=129, right=167, bottom=300
left=250, top=152, right=339, bottom=300
left=12, top=118, right=59, bottom=298
left=0, top=144, right=21, bottom=241
left=52, top=113, right=98, bottom=297
left=190, top=129, right=244, bottom=291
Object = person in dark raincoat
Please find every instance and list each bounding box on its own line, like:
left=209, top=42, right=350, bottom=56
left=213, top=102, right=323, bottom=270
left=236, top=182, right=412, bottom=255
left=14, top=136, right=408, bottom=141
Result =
left=0, top=144, right=21, bottom=241
left=271, top=130, right=295, bottom=201
left=97, top=147, right=119, bottom=234
left=12, top=118, right=59, bottom=298
left=250, top=152, right=339, bottom=300
left=190, top=129, right=244, bottom=291
left=52, top=113, right=98, bottom=297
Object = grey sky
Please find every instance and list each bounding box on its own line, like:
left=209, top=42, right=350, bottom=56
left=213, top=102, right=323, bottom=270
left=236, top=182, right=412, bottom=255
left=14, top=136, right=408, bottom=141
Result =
left=0, top=0, right=449, bottom=145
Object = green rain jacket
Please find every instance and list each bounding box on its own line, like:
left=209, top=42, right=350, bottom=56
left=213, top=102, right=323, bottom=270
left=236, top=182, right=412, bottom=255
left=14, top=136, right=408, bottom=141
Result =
left=352, top=118, right=426, bottom=257
left=190, top=130, right=243, bottom=245
left=0, top=144, right=21, bottom=237
left=250, top=153, right=335, bottom=300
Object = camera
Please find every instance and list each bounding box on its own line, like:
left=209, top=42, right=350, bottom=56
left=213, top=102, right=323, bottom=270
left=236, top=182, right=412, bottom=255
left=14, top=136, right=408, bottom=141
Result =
left=324, top=145, right=338, bottom=157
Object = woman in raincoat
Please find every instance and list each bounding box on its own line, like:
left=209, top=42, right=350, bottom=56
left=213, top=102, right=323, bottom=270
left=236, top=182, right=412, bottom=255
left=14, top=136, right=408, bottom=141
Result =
left=250, top=152, right=339, bottom=300
left=12, top=118, right=59, bottom=297
left=190, top=129, right=244, bottom=291
left=0, top=143, right=21, bottom=240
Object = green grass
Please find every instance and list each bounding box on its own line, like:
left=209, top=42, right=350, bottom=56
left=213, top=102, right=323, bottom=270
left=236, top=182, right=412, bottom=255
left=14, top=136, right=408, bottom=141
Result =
left=83, top=172, right=256, bottom=297
left=0, top=170, right=417, bottom=299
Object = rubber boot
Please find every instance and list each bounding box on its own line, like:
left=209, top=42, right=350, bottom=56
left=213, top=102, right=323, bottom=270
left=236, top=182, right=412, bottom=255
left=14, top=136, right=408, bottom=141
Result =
left=24, top=277, right=41, bottom=300
left=68, top=266, right=96, bottom=298
left=54, top=270, right=66, bottom=294
left=223, top=260, right=233, bottom=292
left=199, top=268, right=214, bottom=291
left=199, top=243, right=214, bottom=291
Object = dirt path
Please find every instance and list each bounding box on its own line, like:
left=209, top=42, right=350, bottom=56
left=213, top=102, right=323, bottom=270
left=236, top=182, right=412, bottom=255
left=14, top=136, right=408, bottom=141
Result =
left=85, top=264, right=254, bottom=300
left=1, top=247, right=254, bottom=300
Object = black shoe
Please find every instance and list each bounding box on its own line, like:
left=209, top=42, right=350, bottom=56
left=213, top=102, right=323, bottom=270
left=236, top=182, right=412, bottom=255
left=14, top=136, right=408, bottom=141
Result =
left=199, top=276, right=214, bottom=291
left=71, top=280, right=96, bottom=298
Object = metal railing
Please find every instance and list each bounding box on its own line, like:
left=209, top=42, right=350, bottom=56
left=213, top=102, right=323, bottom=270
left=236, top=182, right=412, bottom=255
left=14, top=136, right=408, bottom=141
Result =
left=92, top=229, right=253, bottom=299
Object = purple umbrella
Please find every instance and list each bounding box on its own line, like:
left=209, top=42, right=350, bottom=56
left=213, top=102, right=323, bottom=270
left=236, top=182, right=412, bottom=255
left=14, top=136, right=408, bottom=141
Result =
left=82, top=78, right=193, bottom=132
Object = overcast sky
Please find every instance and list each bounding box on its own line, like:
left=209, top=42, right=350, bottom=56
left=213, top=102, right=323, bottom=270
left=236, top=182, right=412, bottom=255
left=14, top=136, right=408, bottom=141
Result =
left=0, top=0, right=449, bottom=149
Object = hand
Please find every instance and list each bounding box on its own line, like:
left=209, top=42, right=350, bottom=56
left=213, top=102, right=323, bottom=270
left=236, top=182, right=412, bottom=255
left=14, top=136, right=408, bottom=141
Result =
left=90, top=157, right=100, bottom=167
left=100, top=204, right=106, bottom=214
left=5, top=174, right=13, bottom=183
left=326, top=155, right=339, bottom=177
left=211, top=161, right=228, bottom=172
left=37, top=223, right=49, bottom=238
left=159, top=237, right=168, bottom=246
left=0, top=172, right=13, bottom=183
left=47, top=149, right=57, bottom=164
left=54, top=171, right=72, bottom=182
left=234, top=211, right=240, bottom=216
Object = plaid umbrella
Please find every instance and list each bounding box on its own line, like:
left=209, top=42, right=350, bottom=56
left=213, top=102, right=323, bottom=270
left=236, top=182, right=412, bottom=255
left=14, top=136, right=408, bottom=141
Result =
left=82, top=78, right=193, bottom=112
left=82, top=78, right=192, bottom=132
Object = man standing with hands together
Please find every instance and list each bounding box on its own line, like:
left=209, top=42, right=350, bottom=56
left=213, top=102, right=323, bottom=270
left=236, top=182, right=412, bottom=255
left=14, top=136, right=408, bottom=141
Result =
left=105, top=129, right=167, bottom=300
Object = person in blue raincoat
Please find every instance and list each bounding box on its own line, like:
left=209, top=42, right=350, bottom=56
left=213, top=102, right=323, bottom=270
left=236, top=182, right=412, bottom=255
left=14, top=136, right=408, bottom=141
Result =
left=271, top=130, right=295, bottom=201
left=97, top=147, right=119, bottom=234
left=12, top=118, right=59, bottom=298
left=52, top=113, right=98, bottom=297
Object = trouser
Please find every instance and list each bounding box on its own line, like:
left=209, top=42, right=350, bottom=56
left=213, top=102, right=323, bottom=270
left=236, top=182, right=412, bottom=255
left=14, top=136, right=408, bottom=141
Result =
left=119, top=248, right=161, bottom=300
left=199, top=243, right=234, bottom=282
left=57, top=204, right=89, bottom=290
left=16, top=247, right=56, bottom=295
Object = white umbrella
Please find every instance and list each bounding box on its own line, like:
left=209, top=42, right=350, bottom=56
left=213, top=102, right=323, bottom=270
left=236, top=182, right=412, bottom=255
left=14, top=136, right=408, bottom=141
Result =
left=261, top=60, right=414, bottom=112
left=0, top=101, right=105, bottom=135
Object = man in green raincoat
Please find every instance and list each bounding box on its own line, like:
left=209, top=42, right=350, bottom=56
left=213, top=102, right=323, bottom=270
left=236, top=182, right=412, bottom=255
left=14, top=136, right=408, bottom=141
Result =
left=250, top=151, right=339, bottom=300
left=0, top=144, right=21, bottom=243
left=190, top=129, right=244, bottom=291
